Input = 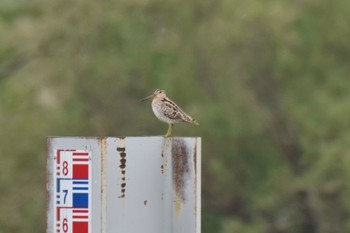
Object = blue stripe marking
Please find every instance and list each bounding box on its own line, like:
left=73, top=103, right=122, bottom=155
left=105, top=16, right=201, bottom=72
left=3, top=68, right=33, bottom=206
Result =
left=73, top=187, right=88, bottom=190
left=73, top=193, right=88, bottom=208
left=73, top=181, right=89, bottom=185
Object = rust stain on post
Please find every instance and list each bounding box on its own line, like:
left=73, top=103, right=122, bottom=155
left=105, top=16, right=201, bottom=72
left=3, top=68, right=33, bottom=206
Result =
left=171, top=138, right=190, bottom=215
left=193, top=138, right=198, bottom=232
left=117, top=137, right=127, bottom=198
left=160, top=165, right=164, bottom=174
left=161, top=138, right=172, bottom=176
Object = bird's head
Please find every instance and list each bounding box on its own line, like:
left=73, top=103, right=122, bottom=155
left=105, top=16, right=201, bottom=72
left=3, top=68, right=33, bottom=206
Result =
left=140, top=89, right=167, bottom=102
left=154, top=89, right=166, bottom=98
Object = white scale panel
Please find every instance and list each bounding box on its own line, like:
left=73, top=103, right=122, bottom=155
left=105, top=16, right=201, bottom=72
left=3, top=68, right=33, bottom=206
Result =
left=53, top=150, right=92, bottom=233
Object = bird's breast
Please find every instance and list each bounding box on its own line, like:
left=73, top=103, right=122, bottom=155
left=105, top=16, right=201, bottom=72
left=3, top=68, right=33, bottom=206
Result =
left=151, top=100, right=175, bottom=124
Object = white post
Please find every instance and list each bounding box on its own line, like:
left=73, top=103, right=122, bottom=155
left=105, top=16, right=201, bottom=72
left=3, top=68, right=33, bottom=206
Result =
left=47, top=137, right=201, bottom=233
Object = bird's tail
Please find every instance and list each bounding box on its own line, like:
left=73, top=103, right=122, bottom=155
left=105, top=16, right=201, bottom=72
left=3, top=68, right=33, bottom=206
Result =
left=182, top=112, right=199, bottom=125
left=191, top=119, right=199, bottom=125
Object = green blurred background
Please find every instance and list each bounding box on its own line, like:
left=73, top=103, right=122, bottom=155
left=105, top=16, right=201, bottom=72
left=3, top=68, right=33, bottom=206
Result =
left=1, top=0, right=350, bottom=232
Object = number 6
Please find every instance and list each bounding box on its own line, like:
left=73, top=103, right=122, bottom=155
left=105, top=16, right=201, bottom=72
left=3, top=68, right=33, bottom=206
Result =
left=63, top=218, right=68, bottom=232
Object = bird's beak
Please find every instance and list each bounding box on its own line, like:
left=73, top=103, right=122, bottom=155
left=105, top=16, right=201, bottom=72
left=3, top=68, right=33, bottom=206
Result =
left=140, top=93, right=155, bottom=102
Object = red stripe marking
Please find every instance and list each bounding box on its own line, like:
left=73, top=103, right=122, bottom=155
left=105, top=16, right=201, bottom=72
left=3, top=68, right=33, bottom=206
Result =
left=73, top=164, right=89, bottom=179
left=73, top=221, right=88, bottom=233
left=73, top=158, right=89, bottom=162
left=73, top=215, right=89, bottom=219
left=73, top=209, right=88, bottom=213
left=56, top=150, right=62, bottom=164
left=73, top=152, right=89, bottom=156
left=56, top=207, right=60, bottom=221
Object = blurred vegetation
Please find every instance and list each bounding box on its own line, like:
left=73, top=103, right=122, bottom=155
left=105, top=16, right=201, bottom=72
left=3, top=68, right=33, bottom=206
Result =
left=1, top=0, right=350, bottom=232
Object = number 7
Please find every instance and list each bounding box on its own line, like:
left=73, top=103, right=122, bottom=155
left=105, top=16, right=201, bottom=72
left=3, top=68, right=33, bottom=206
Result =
left=63, top=189, right=68, bottom=204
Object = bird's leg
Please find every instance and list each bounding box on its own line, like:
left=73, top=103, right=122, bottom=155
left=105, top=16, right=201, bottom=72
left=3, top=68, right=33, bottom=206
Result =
left=165, top=123, right=173, bottom=137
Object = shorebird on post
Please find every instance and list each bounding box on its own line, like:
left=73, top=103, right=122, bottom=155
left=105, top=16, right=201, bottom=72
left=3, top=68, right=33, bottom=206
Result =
left=140, top=89, right=199, bottom=137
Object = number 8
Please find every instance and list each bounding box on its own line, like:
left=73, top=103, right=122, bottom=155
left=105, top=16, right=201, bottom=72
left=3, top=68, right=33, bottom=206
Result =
left=62, top=161, right=69, bottom=176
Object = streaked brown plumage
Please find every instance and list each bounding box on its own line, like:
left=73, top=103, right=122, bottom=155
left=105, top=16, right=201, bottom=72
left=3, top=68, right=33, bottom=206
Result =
left=141, top=89, right=199, bottom=136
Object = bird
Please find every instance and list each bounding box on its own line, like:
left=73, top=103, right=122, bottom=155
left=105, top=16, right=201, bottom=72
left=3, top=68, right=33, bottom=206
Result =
left=140, top=89, right=199, bottom=137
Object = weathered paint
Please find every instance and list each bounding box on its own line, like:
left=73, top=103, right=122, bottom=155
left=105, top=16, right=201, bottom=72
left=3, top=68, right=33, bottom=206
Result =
left=101, top=138, right=107, bottom=233
left=47, top=137, right=201, bottom=233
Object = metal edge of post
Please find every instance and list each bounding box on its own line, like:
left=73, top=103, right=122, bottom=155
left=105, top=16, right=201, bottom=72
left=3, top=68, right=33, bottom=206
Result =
left=46, top=137, right=53, bottom=233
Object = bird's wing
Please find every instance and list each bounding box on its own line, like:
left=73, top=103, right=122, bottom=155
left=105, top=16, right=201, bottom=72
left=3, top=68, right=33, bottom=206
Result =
left=162, top=99, right=195, bottom=123
left=162, top=101, right=184, bottom=121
